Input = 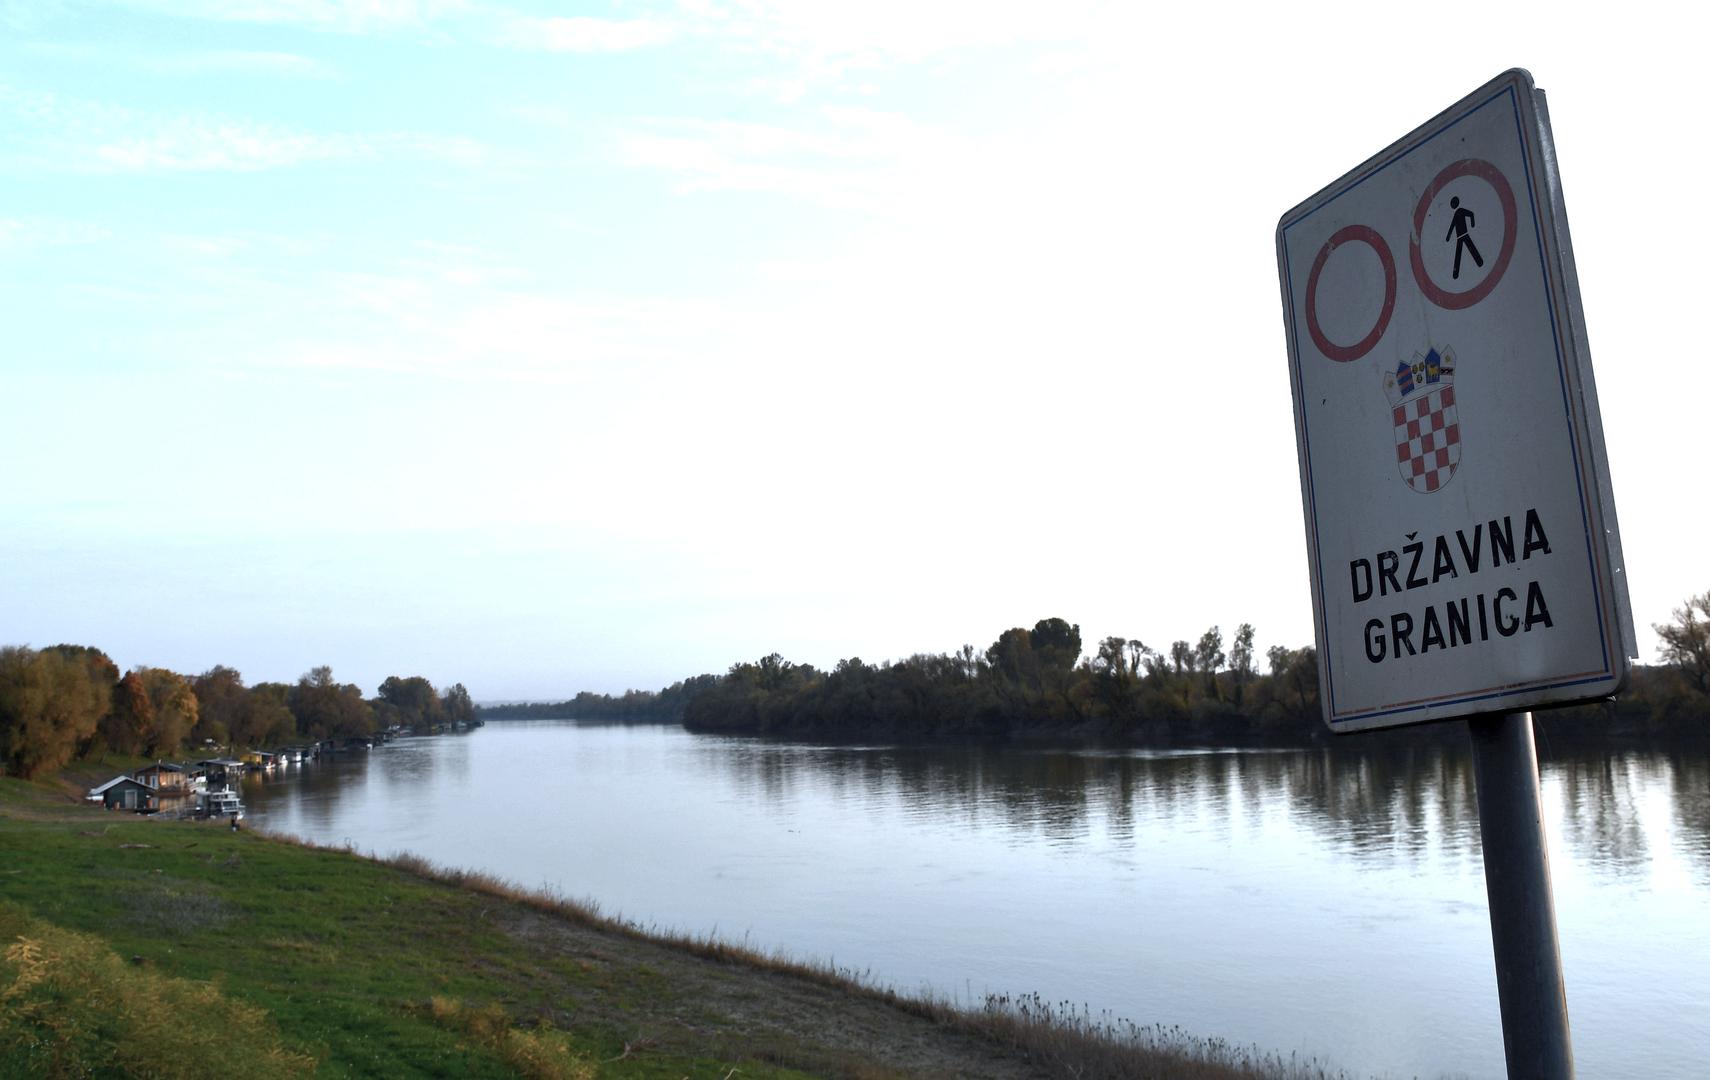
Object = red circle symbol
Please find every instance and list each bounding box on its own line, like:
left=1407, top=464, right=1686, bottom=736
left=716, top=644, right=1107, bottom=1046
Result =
left=1410, top=158, right=1517, bottom=310
left=1304, top=224, right=1396, bottom=363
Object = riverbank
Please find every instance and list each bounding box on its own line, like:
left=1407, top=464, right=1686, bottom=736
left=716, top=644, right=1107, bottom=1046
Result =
left=1, top=766, right=1347, bottom=1079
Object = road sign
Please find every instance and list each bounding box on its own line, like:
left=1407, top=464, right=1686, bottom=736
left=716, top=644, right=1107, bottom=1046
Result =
left=1276, top=69, right=1634, bottom=733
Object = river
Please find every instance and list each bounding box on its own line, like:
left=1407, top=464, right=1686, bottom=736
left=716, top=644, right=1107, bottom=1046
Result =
left=240, top=720, right=1710, bottom=1078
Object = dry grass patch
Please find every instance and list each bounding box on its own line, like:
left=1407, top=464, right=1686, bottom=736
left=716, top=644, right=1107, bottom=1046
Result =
left=0, top=903, right=315, bottom=1078
left=420, top=996, right=596, bottom=1080
left=964, top=993, right=1350, bottom=1080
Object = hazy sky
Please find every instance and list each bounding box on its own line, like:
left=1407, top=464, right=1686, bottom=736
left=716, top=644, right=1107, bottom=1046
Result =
left=2, top=2, right=1701, bottom=700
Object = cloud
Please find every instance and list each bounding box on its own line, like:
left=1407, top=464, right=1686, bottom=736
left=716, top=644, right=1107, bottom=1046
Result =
left=0, top=83, right=485, bottom=173
left=643, top=0, right=1107, bottom=99
left=0, top=216, right=110, bottom=252
left=142, top=48, right=333, bottom=76
left=95, top=120, right=359, bottom=172
left=111, top=0, right=468, bottom=33
left=498, top=14, right=677, bottom=53
left=616, top=107, right=947, bottom=214
left=25, top=41, right=331, bottom=77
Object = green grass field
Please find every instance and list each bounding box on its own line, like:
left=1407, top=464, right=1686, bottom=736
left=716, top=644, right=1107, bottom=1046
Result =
left=0, top=775, right=830, bottom=1078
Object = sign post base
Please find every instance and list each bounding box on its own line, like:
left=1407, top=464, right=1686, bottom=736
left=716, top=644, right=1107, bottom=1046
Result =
left=1467, top=711, right=1574, bottom=1079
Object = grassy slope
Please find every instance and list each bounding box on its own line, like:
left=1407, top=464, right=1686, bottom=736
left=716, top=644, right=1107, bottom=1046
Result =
left=0, top=770, right=1346, bottom=1079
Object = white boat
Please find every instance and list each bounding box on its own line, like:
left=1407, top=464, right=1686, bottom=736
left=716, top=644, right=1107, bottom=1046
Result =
left=201, top=789, right=244, bottom=820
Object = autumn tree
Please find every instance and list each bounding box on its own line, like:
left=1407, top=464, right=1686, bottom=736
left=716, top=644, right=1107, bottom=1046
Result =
left=0, top=647, right=112, bottom=778
left=102, top=670, right=156, bottom=756
left=43, top=645, right=119, bottom=701
left=137, top=668, right=198, bottom=757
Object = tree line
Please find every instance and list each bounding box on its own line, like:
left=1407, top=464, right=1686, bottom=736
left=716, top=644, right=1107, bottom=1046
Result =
left=478, top=675, right=718, bottom=723
left=677, top=618, right=1329, bottom=743
left=8, top=592, right=1706, bottom=774
left=0, top=645, right=475, bottom=780
left=488, top=591, right=1710, bottom=746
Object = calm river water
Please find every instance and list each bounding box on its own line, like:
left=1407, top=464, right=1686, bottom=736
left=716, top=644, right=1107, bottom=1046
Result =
left=241, top=721, right=1710, bottom=1079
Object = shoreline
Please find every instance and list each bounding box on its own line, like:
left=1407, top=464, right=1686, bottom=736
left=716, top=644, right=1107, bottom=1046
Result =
left=2, top=767, right=1350, bottom=1079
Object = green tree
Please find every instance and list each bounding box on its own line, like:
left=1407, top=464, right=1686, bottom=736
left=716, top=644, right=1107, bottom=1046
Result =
left=378, top=675, right=443, bottom=728
left=986, top=628, right=1036, bottom=685
left=1091, top=635, right=1144, bottom=721
left=289, top=666, right=375, bottom=740
left=1168, top=640, right=1195, bottom=676
left=191, top=665, right=246, bottom=746
left=1263, top=645, right=1321, bottom=727
left=1028, top=618, right=1082, bottom=672
left=245, top=683, right=299, bottom=746
left=440, top=683, right=475, bottom=725
left=1195, top=626, right=1226, bottom=701
left=1229, top=623, right=1256, bottom=703
left=1655, top=591, right=1710, bottom=697
left=1194, top=626, right=1225, bottom=676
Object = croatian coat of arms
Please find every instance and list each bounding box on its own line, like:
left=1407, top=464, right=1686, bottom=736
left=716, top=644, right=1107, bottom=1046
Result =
left=1384, top=346, right=1460, bottom=493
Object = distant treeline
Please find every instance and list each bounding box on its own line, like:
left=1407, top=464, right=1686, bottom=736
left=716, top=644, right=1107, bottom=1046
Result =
left=477, top=675, right=718, bottom=723
left=0, top=645, right=475, bottom=780
left=676, top=612, right=1710, bottom=744
left=490, top=592, right=1710, bottom=746
left=681, top=619, right=1327, bottom=743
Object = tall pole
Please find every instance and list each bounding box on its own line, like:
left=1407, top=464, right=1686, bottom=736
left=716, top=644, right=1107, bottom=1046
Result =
left=1466, top=711, right=1574, bottom=1079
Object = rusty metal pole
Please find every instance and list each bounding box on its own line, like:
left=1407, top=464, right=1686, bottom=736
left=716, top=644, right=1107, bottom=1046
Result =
left=1467, top=710, right=1574, bottom=1079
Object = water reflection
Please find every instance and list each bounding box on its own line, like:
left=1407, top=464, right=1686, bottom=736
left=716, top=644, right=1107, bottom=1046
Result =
left=706, top=736, right=1710, bottom=876
left=1551, top=754, right=1653, bottom=879
left=1664, top=749, right=1710, bottom=884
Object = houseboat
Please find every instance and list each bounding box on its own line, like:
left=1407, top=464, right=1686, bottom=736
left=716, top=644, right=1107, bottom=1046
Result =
left=199, top=788, right=244, bottom=820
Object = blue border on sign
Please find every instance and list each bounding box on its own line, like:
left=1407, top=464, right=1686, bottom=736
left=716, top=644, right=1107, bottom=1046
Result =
left=1278, top=81, right=1615, bottom=726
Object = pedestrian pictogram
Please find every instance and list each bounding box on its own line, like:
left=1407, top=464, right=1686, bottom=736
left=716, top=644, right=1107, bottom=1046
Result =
left=1410, top=158, right=1516, bottom=311
left=1446, top=197, right=1484, bottom=279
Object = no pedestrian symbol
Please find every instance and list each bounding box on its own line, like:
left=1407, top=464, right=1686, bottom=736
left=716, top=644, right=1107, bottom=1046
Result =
left=1446, top=197, right=1482, bottom=279
left=1275, top=69, right=1632, bottom=733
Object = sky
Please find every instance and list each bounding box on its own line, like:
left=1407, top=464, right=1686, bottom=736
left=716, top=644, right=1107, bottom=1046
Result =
left=2, top=1, right=1703, bottom=701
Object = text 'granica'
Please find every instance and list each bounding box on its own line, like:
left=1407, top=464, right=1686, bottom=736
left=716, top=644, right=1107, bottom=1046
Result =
left=1350, top=509, right=1556, bottom=664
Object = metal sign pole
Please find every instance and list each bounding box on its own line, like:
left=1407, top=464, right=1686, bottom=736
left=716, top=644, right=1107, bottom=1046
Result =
left=1466, top=710, right=1574, bottom=1079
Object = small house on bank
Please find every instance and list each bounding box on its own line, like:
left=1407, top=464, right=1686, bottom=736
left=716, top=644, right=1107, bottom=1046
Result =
left=132, top=761, right=189, bottom=793
left=89, top=776, right=160, bottom=813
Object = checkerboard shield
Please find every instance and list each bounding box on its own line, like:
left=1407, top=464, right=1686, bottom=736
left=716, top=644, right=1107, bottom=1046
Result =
left=1385, top=347, right=1460, bottom=494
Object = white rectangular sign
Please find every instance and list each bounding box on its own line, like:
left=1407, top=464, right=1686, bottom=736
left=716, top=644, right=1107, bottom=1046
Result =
left=1276, top=69, right=1634, bottom=733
